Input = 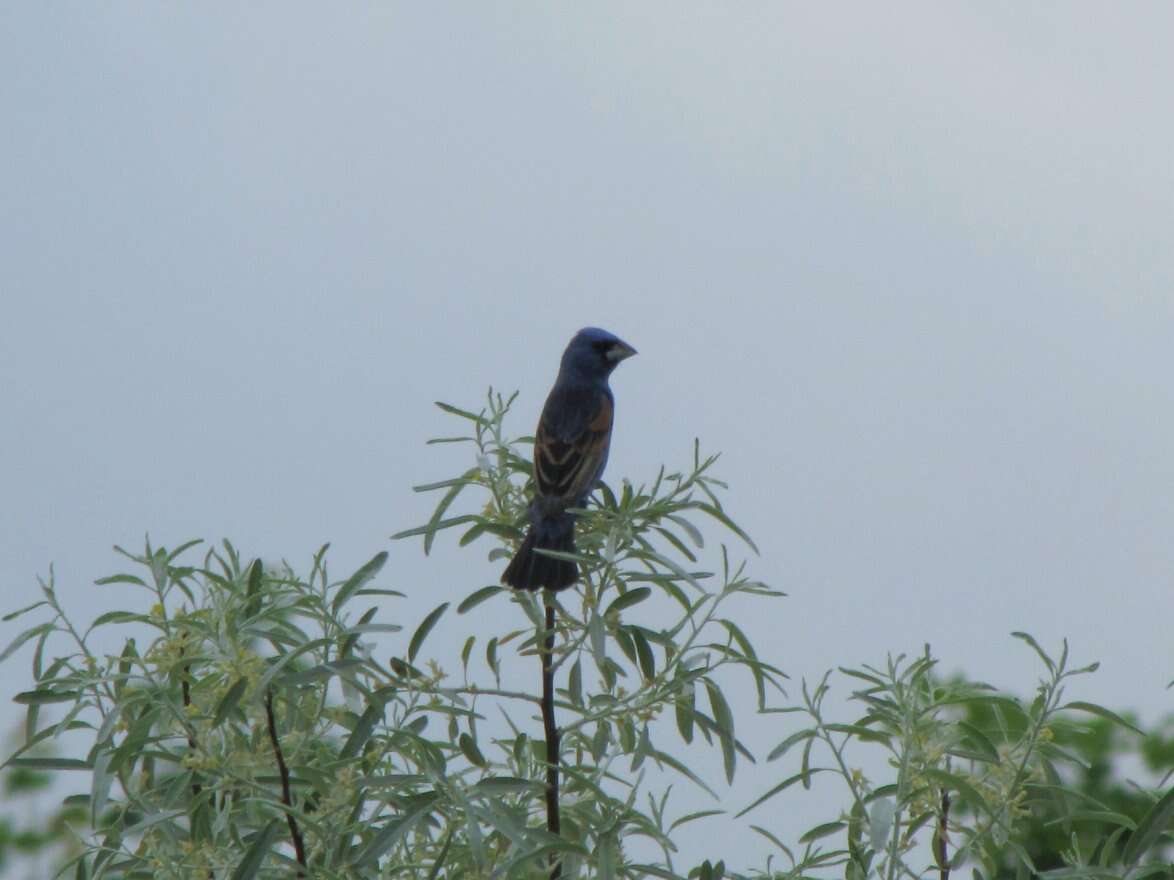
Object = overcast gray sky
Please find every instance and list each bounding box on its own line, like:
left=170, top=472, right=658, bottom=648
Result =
left=3, top=3, right=1173, bottom=872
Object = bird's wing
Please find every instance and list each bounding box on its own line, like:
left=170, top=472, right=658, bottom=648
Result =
left=533, top=388, right=613, bottom=502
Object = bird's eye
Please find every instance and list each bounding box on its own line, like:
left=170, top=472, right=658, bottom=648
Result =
left=592, top=340, right=611, bottom=356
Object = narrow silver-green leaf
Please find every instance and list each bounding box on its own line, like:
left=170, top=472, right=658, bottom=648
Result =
left=212, top=678, right=248, bottom=727
left=459, top=733, right=487, bottom=767
left=230, top=819, right=280, bottom=880
left=604, top=587, right=651, bottom=618
left=409, top=602, right=449, bottom=662
left=1062, top=701, right=1145, bottom=737
left=799, top=820, right=846, bottom=844
left=2, top=601, right=47, bottom=623
left=332, top=551, right=389, bottom=614
left=706, top=681, right=736, bottom=783
left=0, top=622, right=53, bottom=663
left=767, top=729, right=815, bottom=762
left=9, top=757, right=92, bottom=770
left=1011, top=631, right=1055, bottom=673
left=13, top=688, right=79, bottom=705
left=589, top=611, right=606, bottom=667
left=352, top=795, right=437, bottom=867
left=341, top=700, right=386, bottom=760
left=737, top=768, right=829, bottom=817
left=458, top=586, right=503, bottom=614
left=1123, top=785, right=1174, bottom=865
left=568, top=658, right=583, bottom=706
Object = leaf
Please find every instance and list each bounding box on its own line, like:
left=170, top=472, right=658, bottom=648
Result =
left=459, top=733, right=487, bottom=767
left=568, top=659, right=583, bottom=706
left=923, top=768, right=991, bottom=815
left=694, top=502, right=759, bottom=553
left=458, top=586, right=503, bottom=614
left=8, top=757, right=92, bottom=770
left=88, top=611, right=155, bottom=632
left=868, top=798, right=895, bottom=850
left=341, top=699, right=386, bottom=759
left=212, top=678, right=248, bottom=727
left=392, top=514, right=481, bottom=553
left=588, top=610, right=606, bottom=667
left=434, top=401, right=484, bottom=422
left=665, top=514, right=704, bottom=549
left=352, top=794, right=437, bottom=867
left=413, top=477, right=470, bottom=493
left=706, top=681, right=736, bottom=783
left=720, top=619, right=764, bottom=704
left=244, top=559, right=263, bottom=619
left=409, top=602, right=449, bottom=662
left=346, top=623, right=404, bottom=635
left=823, top=723, right=891, bottom=744
left=258, top=638, right=332, bottom=689
left=94, top=574, right=148, bottom=588
left=230, top=819, right=280, bottom=880
left=338, top=608, right=379, bottom=661
left=471, top=776, right=540, bottom=795
left=604, top=587, right=652, bottom=618
left=799, top=821, right=846, bottom=844
left=737, top=768, right=829, bottom=817
left=90, top=751, right=113, bottom=826
left=632, top=629, right=656, bottom=681
left=1062, top=701, right=1145, bottom=737
left=2, top=601, right=47, bottom=622
left=486, top=637, right=500, bottom=678
left=675, top=680, right=695, bottom=744
left=957, top=720, right=1000, bottom=762
left=1123, top=785, right=1174, bottom=865
left=280, top=658, right=364, bottom=686
left=767, top=729, right=815, bottom=762
left=13, top=688, right=79, bottom=705
left=669, top=809, right=724, bottom=832
left=166, top=538, right=204, bottom=562
left=332, top=552, right=389, bottom=614
left=0, top=622, right=53, bottom=663
left=1011, top=631, right=1055, bottom=673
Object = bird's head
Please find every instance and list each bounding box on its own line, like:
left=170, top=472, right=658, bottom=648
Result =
left=559, top=327, right=637, bottom=380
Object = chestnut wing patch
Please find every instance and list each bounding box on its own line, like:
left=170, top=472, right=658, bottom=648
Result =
left=534, top=394, right=613, bottom=500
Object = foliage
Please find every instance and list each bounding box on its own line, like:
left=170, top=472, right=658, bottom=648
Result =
left=740, top=640, right=1173, bottom=880
left=0, top=746, right=86, bottom=875
left=0, top=389, right=1170, bottom=879
left=956, top=696, right=1174, bottom=877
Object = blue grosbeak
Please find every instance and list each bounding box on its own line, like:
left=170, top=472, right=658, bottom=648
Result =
left=502, top=327, right=637, bottom=591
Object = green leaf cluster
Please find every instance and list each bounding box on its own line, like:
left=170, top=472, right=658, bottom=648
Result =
left=1, top=390, right=1170, bottom=879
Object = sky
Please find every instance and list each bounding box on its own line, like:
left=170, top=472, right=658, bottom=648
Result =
left=2, top=3, right=1173, bottom=873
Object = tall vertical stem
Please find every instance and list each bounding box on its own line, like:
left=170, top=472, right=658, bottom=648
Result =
left=936, top=789, right=951, bottom=880
left=265, top=689, right=307, bottom=876
left=541, top=596, right=562, bottom=879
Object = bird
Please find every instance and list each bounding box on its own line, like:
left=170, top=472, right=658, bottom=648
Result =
left=501, top=327, right=637, bottom=591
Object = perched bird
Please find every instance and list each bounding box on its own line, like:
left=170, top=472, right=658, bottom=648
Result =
left=502, top=327, right=637, bottom=591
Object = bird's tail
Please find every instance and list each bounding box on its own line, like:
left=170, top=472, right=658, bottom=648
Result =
left=501, top=514, right=579, bottom=591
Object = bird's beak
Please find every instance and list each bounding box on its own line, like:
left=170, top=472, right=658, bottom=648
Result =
left=608, top=340, right=638, bottom=363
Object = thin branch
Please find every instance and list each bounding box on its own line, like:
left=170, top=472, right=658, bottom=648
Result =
left=936, top=788, right=951, bottom=880
left=265, top=688, right=307, bottom=875
left=541, top=596, right=562, bottom=880
left=180, top=648, right=202, bottom=804
left=180, top=640, right=214, bottom=880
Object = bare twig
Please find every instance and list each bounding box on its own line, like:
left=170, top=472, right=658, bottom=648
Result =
left=179, top=641, right=216, bottom=880
left=265, top=689, right=307, bottom=875
left=180, top=653, right=202, bottom=803
left=936, top=788, right=951, bottom=880
left=541, top=596, right=562, bottom=879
